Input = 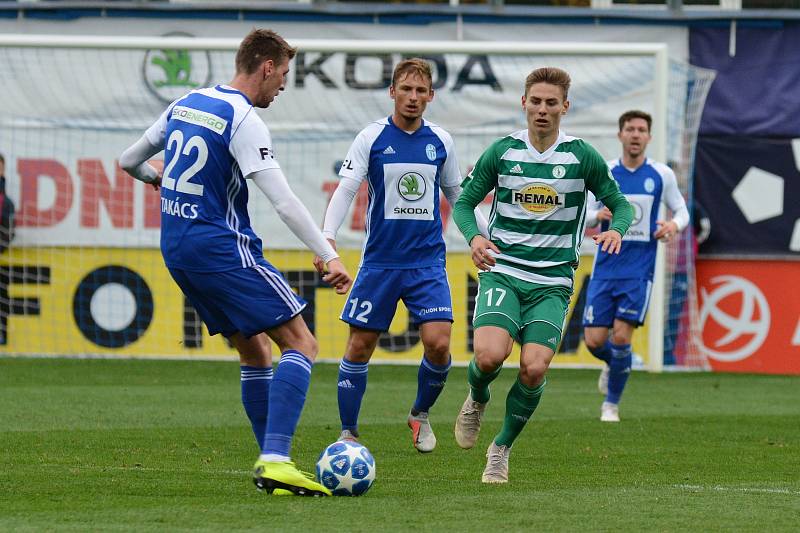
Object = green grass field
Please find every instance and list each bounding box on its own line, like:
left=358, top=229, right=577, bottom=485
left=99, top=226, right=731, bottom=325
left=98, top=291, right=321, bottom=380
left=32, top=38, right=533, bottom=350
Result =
left=1, top=357, right=798, bottom=532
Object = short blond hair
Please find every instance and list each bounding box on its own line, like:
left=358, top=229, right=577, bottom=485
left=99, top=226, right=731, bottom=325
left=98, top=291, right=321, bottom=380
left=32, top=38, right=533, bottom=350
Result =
left=525, top=67, right=571, bottom=100
left=392, top=58, right=433, bottom=88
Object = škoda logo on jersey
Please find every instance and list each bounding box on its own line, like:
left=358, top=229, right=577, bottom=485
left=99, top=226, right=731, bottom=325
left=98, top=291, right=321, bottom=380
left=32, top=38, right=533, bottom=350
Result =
left=513, top=183, right=564, bottom=215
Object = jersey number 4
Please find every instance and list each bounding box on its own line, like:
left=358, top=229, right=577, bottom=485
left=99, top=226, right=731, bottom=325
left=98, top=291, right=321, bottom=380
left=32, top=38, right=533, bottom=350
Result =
left=162, top=131, right=207, bottom=196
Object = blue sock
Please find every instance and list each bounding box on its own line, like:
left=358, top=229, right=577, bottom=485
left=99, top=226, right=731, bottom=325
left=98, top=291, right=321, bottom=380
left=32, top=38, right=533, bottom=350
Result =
left=412, top=355, right=451, bottom=414
left=263, top=350, right=312, bottom=457
left=240, top=365, right=272, bottom=449
left=606, top=342, right=632, bottom=405
left=588, top=339, right=613, bottom=364
left=337, top=359, right=368, bottom=434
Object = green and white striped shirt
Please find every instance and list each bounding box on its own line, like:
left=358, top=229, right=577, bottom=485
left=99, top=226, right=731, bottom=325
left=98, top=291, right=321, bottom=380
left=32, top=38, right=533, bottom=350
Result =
left=454, top=129, right=632, bottom=289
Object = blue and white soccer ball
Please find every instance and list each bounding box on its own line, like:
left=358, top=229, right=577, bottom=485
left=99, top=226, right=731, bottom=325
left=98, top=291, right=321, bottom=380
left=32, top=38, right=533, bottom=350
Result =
left=316, top=440, right=376, bottom=496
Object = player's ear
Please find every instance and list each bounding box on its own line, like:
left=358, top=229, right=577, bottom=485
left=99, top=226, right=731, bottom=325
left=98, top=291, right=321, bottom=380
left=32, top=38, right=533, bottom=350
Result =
left=562, top=99, right=570, bottom=115
left=389, top=85, right=396, bottom=100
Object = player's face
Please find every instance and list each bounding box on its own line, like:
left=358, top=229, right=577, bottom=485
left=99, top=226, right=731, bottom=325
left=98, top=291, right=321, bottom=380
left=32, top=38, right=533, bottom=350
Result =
left=522, top=83, right=569, bottom=138
left=390, top=73, right=434, bottom=122
left=618, top=117, right=651, bottom=159
left=257, top=57, right=290, bottom=108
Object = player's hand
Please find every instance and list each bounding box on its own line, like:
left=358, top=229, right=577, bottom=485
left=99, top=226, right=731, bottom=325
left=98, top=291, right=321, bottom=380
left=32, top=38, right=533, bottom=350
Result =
left=322, top=258, right=351, bottom=295
left=593, top=229, right=623, bottom=254
left=148, top=175, right=162, bottom=191
left=596, top=206, right=613, bottom=222
left=313, top=239, right=337, bottom=275
left=470, top=235, right=500, bottom=271
left=654, top=220, right=679, bottom=242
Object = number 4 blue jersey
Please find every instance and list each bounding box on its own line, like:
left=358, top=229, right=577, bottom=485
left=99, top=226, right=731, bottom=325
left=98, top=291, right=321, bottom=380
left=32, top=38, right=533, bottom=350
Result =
left=144, top=85, right=280, bottom=272
left=590, top=158, right=687, bottom=281
left=339, top=116, right=461, bottom=269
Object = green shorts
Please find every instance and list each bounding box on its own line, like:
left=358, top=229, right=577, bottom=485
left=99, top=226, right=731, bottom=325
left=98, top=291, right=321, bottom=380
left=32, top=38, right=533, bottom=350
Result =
left=472, top=271, right=572, bottom=351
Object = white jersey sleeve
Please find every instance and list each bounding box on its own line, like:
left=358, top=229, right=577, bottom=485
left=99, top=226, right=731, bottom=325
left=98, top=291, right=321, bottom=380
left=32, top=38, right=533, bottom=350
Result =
left=656, top=163, right=690, bottom=232
left=431, top=125, right=462, bottom=188
left=144, top=105, right=171, bottom=148
left=229, top=110, right=281, bottom=178
left=252, top=168, right=338, bottom=263
left=338, top=128, right=372, bottom=182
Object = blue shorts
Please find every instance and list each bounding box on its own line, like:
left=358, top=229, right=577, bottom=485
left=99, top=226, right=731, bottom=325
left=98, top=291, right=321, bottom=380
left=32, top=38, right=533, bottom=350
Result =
left=168, top=262, right=306, bottom=338
left=340, top=266, right=453, bottom=331
left=582, top=278, right=653, bottom=328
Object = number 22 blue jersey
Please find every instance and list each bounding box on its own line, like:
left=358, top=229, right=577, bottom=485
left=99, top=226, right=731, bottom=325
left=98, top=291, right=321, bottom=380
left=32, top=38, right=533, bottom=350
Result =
left=144, top=85, right=281, bottom=272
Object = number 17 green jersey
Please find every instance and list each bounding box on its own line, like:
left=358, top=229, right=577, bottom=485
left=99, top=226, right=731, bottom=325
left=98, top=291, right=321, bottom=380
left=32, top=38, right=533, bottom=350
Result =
left=454, top=129, right=632, bottom=290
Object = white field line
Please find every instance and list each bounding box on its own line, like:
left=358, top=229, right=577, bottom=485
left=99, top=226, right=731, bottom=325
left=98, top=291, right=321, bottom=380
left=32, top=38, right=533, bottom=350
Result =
left=675, top=484, right=800, bottom=496
left=40, top=464, right=251, bottom=476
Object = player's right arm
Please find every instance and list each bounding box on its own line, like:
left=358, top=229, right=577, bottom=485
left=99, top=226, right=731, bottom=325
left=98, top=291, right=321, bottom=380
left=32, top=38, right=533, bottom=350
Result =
left=312, top=132, right=370, bottom=274
left=453, top=142, right=501, bottom=270
left=119, top=106, right=171, bottom=189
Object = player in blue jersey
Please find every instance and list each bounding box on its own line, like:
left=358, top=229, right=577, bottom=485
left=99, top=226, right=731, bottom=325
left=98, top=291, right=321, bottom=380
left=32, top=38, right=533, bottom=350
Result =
left=314, top=58, right=487, bottom=453
left=119, top=29, right=351, bottom=496
left=582, top=110, right=689, bottom=422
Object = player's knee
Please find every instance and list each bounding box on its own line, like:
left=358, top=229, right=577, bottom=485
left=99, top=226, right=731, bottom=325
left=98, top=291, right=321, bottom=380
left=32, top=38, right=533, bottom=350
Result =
left=291, top=334, right=318, bottom=360
left=519, top=360, right=547, bottom=386
left=583, top=330, right=607, bottom=352
left=584, top=335, right=603, bottom=352
left=346, top=337, right=377, bottom=358
left=473, top=346, right=505, bottom=373
left=423, top=338, right=450, bottom=363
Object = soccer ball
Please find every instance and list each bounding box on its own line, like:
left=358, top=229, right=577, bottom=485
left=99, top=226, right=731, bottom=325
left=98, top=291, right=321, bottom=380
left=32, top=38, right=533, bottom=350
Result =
left=316, top=440, right=376, bottom=496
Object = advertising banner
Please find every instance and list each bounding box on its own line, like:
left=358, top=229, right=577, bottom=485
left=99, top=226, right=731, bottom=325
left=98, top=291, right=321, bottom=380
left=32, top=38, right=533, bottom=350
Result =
left=696, top=259, right=800, bottom=375
left=694, top=135, right=800, bottom=256
left=1, top=247, right=647, bottom=367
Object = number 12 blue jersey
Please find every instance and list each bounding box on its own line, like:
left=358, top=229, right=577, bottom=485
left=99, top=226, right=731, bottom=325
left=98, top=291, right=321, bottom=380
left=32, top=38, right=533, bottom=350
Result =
left=339, top=116, right=461, bottom=269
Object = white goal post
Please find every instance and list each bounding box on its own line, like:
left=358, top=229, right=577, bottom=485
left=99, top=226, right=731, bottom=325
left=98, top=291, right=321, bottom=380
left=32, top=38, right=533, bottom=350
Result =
left=0, top=34, right=705, bottom=372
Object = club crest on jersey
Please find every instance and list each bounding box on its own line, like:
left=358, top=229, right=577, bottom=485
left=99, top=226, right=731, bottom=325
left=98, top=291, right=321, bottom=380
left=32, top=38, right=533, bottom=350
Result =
left=644, top=177, right=655, bottom=193
left=397, top=172, right=426, bottom=202
left=425, top=144, right=437, bottom=161
left=513, top=183, right=564, bottom=215
left=552, top=165, right=566, bottom=178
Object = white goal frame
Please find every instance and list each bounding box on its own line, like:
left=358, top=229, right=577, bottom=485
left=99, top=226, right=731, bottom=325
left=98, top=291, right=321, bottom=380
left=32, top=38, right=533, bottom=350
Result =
left=0, top=34, right=669, bottom=371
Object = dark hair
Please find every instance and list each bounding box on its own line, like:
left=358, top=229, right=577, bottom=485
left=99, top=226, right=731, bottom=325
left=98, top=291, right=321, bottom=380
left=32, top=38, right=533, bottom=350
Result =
left=525, top=67, right=571, bottom=100
left=235, top=29, right=297, bottom=75
left=618, top=110, right=652, bottom=132
left=392, top=58, right=433, bottom=88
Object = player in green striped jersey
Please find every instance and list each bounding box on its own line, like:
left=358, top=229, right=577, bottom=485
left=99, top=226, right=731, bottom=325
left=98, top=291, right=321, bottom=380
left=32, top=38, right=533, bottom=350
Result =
left=452, top=67, right=633, bottom=483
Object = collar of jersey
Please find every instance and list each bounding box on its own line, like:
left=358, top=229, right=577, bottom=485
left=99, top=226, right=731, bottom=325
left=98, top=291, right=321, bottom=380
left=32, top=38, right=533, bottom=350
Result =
left=215, top=84, right=252, bottom=106
left=521, top=129, right=565, bottom=160
left=388, top=115, right=425, bottom=135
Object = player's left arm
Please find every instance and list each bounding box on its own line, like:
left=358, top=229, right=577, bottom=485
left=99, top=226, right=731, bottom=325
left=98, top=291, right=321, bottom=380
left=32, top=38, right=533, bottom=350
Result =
left=653, top=165, right=690, bottom=242
left=586, top=145, right=633, bottom=254
left=119, top=136, right=162, bottom=190
left=231, top=112, right=351, bottom=293
left=119, top=106, right=171, bottom=189
left=437, top=133, right=490, bottom=238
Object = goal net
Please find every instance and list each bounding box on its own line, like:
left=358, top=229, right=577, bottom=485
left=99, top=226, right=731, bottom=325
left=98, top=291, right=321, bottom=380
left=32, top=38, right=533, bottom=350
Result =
left=0, top=35, right=711, bottom=370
